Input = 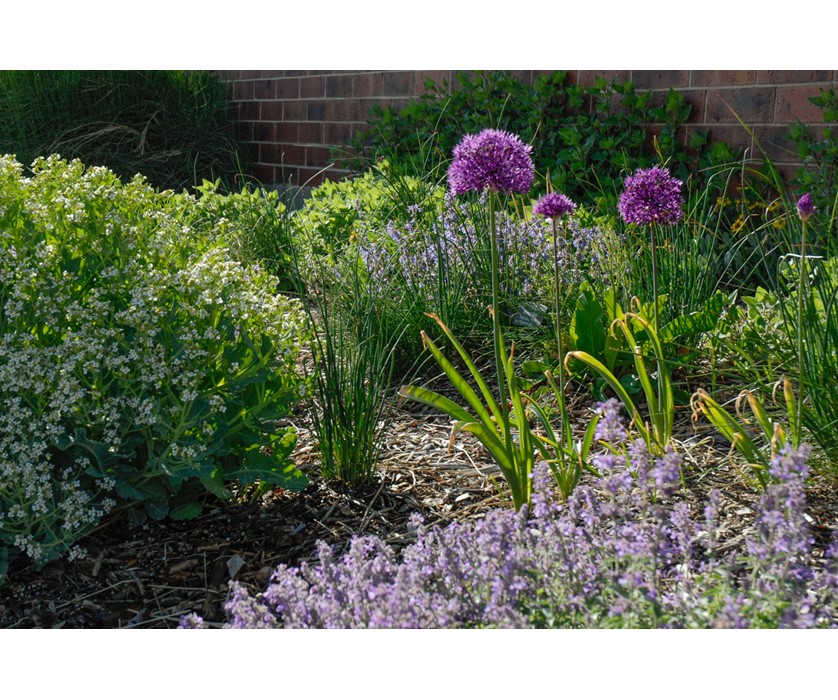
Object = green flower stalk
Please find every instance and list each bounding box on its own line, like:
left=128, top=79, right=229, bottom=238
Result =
left=795, top=193, right=815, bottom=448
left=533, top=192, right=577, bottom=482
left=401, top=130, right=538, bottom=509
left=618, top=166, right=684, bottom=439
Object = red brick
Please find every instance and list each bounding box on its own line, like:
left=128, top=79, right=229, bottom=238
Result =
left=352, top=72, right=383, bottom=98
left=307, top=101, right=327, bottom=121
left=757, top=70, right=834, bottom=84
left=328, top=99, right=360, bottom=122
left=236, top=101, right=259, bottom=121
left=306, top=146, right=333, bottom=167
left=752, top=125, right=799, bottom=165
left=690, top=71, right=756, bottom=87
left=705, top=87, right=776, bottom=124
left=253, top=122, right=275, bottom=143
left=232, top=81, right=254, bottom=100
left=275, top=78, right=300, bottom=100
left=776, top=86, right=832, bottom=123
left=283, top=101, right=307, bottom=120
left=326, top=73, right=355, bottom=98
left=298, top=122, right=323, bottom=144
left=324, top=122, right=353, bottom=144
left=258, top=71, right=288, bottom=80
left=276, top=144, right=306, bottom=166
left=260, top=101, right=282, bottom=121
left=251, top=163, right=276, bottom=184
left=258, top=143, right=282, bottom=164
left=383, top=71, right=415, bottom=96
left=632, top=71, right=689, bottom=89
left=276, top=122, right=299, bottom=143
left=238, top=70, right=261, bottom=80
left=254, top=79, right=275, bottom=100
left=300, top=76, right=325, bottom=98
left=233, top=121, right=253, bottom=142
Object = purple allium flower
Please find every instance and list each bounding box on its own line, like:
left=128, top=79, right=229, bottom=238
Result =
left=533, top=192, right=576, bottom=220
left=618, top=166, right=684, bottom=226
left=797, top=193, right=815, bottom=221
left=448, top=129, right=535, bottom=195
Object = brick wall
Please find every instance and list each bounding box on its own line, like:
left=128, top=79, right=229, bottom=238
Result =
left=216, top=70, right=838, bottom=188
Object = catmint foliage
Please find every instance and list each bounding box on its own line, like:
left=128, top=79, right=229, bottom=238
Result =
left=358, top=193, right=607, bottom=310
left=183, top=414, right=836, bottom=629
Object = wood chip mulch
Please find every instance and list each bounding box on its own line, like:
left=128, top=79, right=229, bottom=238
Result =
left=2, top=395, right=837, bottom=629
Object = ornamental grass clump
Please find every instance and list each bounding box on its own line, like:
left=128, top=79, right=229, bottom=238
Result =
left=181, top=404, right=837, bottom=629
left=0, top=155, right=309, bottom=579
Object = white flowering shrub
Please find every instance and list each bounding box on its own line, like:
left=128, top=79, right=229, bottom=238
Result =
left=0, top=155, right=309, bottom=578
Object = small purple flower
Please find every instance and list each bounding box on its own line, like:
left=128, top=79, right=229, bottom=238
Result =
left=797, top=193, right=815, bottom=221
left=618, top=166, right=683, bottom=226
left=448, top=129, right=535, bottom=195
left=593, top=398, right=628, bottom=446
left=533, top=192, right=576, bottom=220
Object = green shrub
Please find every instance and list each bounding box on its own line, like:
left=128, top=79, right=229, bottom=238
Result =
left=182, top=180, right=300, bottom=293
left=788, top=87, right=838, bottom=258
left=348, top=71, right=718, bottom=207
left=0, top=70, right=242, bottom=192
left=0, top=155, right=308, bottom=578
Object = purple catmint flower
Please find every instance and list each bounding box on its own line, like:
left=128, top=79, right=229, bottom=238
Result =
left=177, top=612, right=206, bottom=629
left=797, top=193, right=815, bottom=221
left=652, top=449, right=683, bottom=497
left=768, top=443, right=812, bottom=483
left=447, top=129, right=535, bottom=195
left=184, top=429, right=837, bottom=629
left=533, top=192, right=576, bottom=220
left=618, top=166, right=684, bottom=226
left=594, top=398, right=628, bottom=446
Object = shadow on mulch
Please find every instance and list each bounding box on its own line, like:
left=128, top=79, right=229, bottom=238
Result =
left=3, top=402, right=837, bottom=629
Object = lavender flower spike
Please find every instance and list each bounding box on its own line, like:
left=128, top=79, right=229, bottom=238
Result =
left=534, top=192, right=576, bottom=220
left=618, top=166, right=683, bottom=226
left=448, top=129, right=535, bottom=195
left=797, top=193, right=815, bottom=221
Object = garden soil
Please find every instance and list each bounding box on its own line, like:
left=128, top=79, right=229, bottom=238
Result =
left=2, top=399, right=837, bottom=629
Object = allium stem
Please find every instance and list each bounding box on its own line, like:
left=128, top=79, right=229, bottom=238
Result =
left=552, top=218, right=569, bottom=473
left=650, top=224, right=662, bottom=434
left=650, top=224, right=660, bottom=341
left=796, top=218, right=807, bottom=448
left=489, top=192, right=510, bottom=433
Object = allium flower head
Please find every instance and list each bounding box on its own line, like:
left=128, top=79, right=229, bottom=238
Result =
left=797, top=193, right=815, bottom=221
left=448, top=129, right=535, bottom=195
left=618, top=166, right=683, bottom=226
left=533, top=192, right=576, bottom=220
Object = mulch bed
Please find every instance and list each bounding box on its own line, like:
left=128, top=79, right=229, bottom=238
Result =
left=2, top=395, right=837, bottom=629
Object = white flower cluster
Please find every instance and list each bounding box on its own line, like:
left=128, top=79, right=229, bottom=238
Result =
left=0, top=156, right=308, bottom=566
